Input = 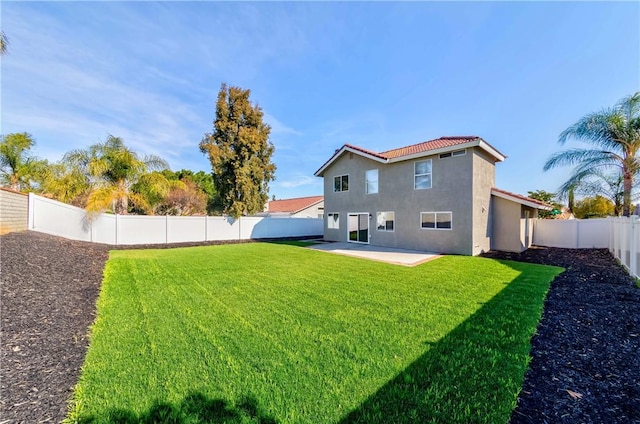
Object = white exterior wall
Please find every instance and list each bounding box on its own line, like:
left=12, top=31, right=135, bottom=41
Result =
left=27, top=193, right=322, bottom=245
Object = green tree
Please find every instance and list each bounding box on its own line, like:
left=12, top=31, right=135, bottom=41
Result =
left=0, top=132, right=48, bottom=191
left=64, top=135, right=169, bottom=215
left=527, top=190, right=562, bottom=218
left=171, top=169, right=221, bottom=214
left=39, top=161, right=91, bottom=206
left=572, top=195, right=615, bottom=219
left=544, top=92, right=640, bottom=216
left=200, top=83, right=276, bottom=218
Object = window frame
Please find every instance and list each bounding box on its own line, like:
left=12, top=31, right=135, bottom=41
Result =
left=365, top=169, right=379, bottom=194
left=414, top=159, right=432, bottom=190
left=333, top=174, right=349, bottom=192
left=420, top=211, right=453, bottom=230
left=327, top=212, right=340, bottom=229
left=376, top=211, right=395, bottom=232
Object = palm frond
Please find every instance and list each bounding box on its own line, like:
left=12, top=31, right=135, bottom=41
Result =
left=543, top=149, right=620, bottom=171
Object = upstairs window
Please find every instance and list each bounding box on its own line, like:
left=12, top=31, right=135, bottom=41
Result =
left=366, top=169, right=378, bottom=194
left=334, top=175, right=349, bottom=192
left=414, top=160, right=432, bottom=190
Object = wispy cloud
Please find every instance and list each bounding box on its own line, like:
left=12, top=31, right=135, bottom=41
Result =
left=278, top=175, right=321, bottom=189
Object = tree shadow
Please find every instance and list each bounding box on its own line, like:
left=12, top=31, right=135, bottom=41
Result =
left=340, top=259, right=563, bottom=424
left=79, top=392, right=278, bottom=424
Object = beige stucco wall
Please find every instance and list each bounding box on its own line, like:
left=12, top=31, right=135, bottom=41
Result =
left=321, top=147, right=495, bottom=255
left=0, top=189, right=29, bottom=235
left=471, top=150, right=497, bottom=255
left=491, top=196, right=538, bottom=252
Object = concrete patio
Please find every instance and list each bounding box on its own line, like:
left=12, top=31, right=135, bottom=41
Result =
left=306, top=241, right=442, bottom=266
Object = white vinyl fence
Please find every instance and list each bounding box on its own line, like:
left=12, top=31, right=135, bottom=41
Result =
left=28, top=193, right=323, bottom=245
left=535, top=217, right=640, bottom=279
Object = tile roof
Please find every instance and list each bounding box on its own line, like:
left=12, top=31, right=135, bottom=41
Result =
left=314, top=136, right=506, bottom=176
left=491, top=187, right=553, bottom=210
left=380, top=136, right=481, bottom=159
left=267, top=195, right=324, bottom=213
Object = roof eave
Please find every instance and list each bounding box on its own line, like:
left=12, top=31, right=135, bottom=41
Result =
left=314, top=145, right=389, bottom=176
left=491, top=188, right=553, bottom=210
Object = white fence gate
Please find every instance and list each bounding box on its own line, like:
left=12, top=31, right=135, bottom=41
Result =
left=535, top=217, right=640, bottom=280
left=27, top=193, right=323, bottom=245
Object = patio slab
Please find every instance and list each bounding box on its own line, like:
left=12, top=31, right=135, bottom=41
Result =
left=306, top=241, right=442, bottom=266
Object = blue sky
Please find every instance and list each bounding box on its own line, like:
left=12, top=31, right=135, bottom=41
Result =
left=2, top=1, right=638, bottom=201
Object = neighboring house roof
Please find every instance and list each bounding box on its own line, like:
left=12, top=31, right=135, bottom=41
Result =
left=491, top=187, right=553, bottom=210
left=266, top=195, right=324, bottom=214
left=314, top=136, right=507, bottom=176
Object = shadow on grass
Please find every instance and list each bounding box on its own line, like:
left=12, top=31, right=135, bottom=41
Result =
left=79, top=392, right=278, bottom=424
left=340, top=259, right=563, bottom=424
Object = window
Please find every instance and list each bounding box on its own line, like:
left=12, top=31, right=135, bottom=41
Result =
left=421, top=212, right=452, bottom=230
left=334, top=175, right=349, bottom=192
left=376, top=211, right=394, bottom=231
left=414, top=160, right=432, bottom=190
left=327, top=213, right=339, bottom=229
left=366, top=169, right=378, bottom=194
left=439, top=149, right=466, bottom=159
left=452, top=149, right=466, bottom=157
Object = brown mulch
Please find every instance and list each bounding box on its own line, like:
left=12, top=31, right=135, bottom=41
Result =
left=1, top=231, right=110, bottom=423
left=1, top=232, right=639, bottom=423
left=482, top=247, right=640, bottom=424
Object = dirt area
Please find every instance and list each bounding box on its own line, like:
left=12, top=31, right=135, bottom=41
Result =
left=1, top=232, right=639, bottom=423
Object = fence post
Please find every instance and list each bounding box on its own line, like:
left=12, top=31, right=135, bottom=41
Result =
left=115, top=214, right=119, bottom=246
left=630, top=218, right=637, bottom=278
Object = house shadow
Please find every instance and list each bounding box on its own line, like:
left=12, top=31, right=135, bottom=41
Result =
left=78, top=392, right=278, bottom=424
left=340, top=259, right=563, bottom=423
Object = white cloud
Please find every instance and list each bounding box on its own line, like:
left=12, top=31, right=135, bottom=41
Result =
left=278, top=175, right=321, bottom=189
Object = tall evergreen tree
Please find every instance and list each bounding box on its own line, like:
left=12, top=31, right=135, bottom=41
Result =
left=200, top=83, right=276, bottom=218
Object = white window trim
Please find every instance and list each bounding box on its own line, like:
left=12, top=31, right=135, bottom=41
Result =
left=365, top=169, right=378, bottom=194
left=376, top=211, right=395, bottom=232
left=414, top=159, right=432, bottom=190
left=420, top=211, right=453, bottom=231
left=333, top=174, right=350, bottom=192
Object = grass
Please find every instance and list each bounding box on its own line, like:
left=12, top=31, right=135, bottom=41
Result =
left=67, top=243, right=563, bottom=424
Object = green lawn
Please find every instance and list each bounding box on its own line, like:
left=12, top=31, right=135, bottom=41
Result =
left=67, top=243, right=562, bottom=424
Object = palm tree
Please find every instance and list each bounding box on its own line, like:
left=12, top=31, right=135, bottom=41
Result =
left=544, top=92, right=640, bottom=216
left=0, top=132, right=48, bottom=191
left=64, top=135, right=170, bottom=215
left=0, top=30, right=8, bottom=55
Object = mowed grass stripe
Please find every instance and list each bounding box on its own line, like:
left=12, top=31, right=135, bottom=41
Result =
left=68, top=243, right=562, bottom=424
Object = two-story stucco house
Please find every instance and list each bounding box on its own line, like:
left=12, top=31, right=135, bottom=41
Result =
left=314, top=136, right=550, bottom=255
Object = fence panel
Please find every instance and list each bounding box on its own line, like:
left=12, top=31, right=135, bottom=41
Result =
left=167, top=216, right=207, bottom=243
left=206, top=217, right=240, bottom=241
left=26, top=193, right=324, bottom=245
left=29, top=194, right=91, bottom=242
left=533, top=218, right=609, bottom=249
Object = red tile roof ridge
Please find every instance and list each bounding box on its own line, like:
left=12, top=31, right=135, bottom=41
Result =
left=343, top=143, right=389, bottom=160
left=267, top=195, right=324, bottom=213
left=491, top=187, right=553, bottom=208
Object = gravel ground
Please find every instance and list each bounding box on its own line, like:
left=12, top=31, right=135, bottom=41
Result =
left=1, top=231, right=639, bottom=423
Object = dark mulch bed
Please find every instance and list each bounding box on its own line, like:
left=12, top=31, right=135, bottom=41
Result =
left=1, top=231, right=110, bottom=423
left=2, top=232, right=639, bottom=423
left=482, top=247, right=640, bottom=424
